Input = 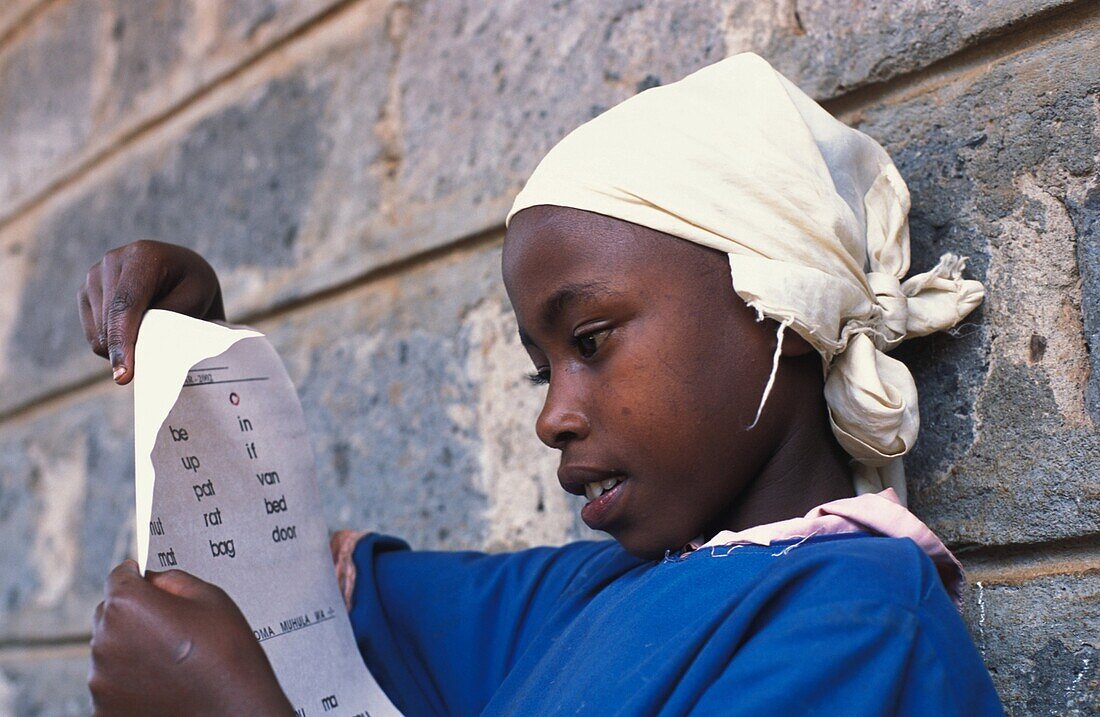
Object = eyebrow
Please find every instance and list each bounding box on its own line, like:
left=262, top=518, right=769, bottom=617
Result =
left=518, top=281, right=619, bottom=347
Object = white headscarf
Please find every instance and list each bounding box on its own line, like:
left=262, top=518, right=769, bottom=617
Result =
left=506, top=53, right=984, bottom=503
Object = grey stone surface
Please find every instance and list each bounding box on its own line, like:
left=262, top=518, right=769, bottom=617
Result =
left=0, top=2, right=393, bottom=416
left=739, top=0, right=1081, bottom=99
left=106, top=0, right=190, bottom=115
left=4, top=73, right=336, bottom=403
left=0, top=384, right=133, bottom=643
left=852, top=22, right=1100, bottom=546
left=1067, top=180, right=1100, bottom=423
left=961, top=571, right=1100, bottom=716
left=0, top=647, right=91, bottom=717
left=0, top=0, right=348, bottom=220
left=0, top=0, right=100, bottom=210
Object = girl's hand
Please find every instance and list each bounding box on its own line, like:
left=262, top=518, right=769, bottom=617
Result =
left=330, top=529, right=368, bottom=610
left=77, top=240, right=226, bottom=385
left=89, top=560, right=293, bottom=717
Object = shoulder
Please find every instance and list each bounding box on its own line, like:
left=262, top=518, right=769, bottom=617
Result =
left=750, top=533, right=946, bottom=613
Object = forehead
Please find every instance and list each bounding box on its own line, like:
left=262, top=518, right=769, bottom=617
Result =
left=502, top=206, right=716, bottom=304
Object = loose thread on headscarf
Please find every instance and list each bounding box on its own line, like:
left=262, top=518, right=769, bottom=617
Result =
left=747, top=317, right=792, bottom=430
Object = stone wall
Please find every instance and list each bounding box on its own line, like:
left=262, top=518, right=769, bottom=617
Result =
left=0, top=1, right=1096, bottom=714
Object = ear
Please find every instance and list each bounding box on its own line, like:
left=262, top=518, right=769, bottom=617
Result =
left=780, top=325, right=816, bottom=357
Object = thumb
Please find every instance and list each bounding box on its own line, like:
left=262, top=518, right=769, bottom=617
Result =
left=145, top=569, right=217, bottom=601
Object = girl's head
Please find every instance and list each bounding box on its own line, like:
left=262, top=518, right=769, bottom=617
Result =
left=502, top=53, right=984, bottom=557
left=503, top=205, right=846, bottom=558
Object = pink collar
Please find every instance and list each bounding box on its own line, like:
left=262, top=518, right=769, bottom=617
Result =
left=691, top=489, right=965, bottom=606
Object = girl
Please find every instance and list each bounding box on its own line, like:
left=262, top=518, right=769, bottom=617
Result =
left=80, top=53, right=1002, bottom=715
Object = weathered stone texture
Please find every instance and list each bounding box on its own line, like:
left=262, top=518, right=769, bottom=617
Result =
left=0, top=0, right=100, bottom=210
left=961, top=572, right=1099, bottom=716
left=0, top=1, right=394, bottom=415
left=729, top=0, right=1081, bottom=99
left=0, top=647, right=91, bottom=717
left=0, top=0, right=347, bottom=219
left=0, top=385, right=134, bottom=643
left=850, top=21, right=1100, bottom=546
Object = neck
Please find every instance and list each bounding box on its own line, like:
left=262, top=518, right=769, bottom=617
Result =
left=708, top=362, right=855, bottom=536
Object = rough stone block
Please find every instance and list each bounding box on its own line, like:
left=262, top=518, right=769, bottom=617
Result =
left=961, top=571, right=1099, bottom=716
left=0, top=384, right=134, bottom=642
left=0, top=0, right=348, bottom=220
left=738, top=0, right=1080, bottom=98
left=847, top=22, right=1100, bottom=546
left=0, top=1, right=394, bottom=415
left=0, top=647, right=91, bottom=717
left=0, top=0, right=101, bottom=210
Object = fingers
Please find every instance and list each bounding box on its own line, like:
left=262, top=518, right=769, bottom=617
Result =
left=104, top=559, right=143, bottom=594
left=330, top=529, right=367, bottom=610
left=78, top=286, right=101, bottom=355
left=79, top=241, right=228, bottom=382
left=102, top=254, right=160, bottom=386
left=84, top=264, right=106, bottom=356
left=146, top=568, right=218, bottom=602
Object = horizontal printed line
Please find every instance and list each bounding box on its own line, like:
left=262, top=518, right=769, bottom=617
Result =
left=181, top=377, right=270, bottom=387
left=256, top=612, right=337, bottom=643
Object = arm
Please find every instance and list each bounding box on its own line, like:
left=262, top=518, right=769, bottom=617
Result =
left=689, top=598, right=1003, bottom=717
left=346, top=534, right=629, bottom=716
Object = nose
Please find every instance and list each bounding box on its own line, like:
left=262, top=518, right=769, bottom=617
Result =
left=535, top=378, right=590, bottom=449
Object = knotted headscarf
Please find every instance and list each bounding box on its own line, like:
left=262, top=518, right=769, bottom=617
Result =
left=505, top=53, right=984, bottom=503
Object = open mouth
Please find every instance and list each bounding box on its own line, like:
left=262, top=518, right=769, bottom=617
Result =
left=583, top=475, right=624, bottom=502
left=580, top=476, right=627, bottom=529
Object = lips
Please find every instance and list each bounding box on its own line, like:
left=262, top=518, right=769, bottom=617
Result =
left=558, top=465, right=628, bottom=530
left=558, top=465, right=623, bottom=495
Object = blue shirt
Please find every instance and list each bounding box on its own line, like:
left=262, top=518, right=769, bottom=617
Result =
left=349, top=532, right=1003, bottom=715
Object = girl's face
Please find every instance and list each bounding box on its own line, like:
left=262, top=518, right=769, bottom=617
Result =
left=503, top=206, right=801, bottom=559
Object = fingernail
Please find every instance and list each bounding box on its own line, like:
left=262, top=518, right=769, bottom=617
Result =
left=112, top=365, right=125, bottom=381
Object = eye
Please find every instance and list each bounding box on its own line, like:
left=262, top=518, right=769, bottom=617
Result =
left=574, top=328, right=611, bottom=359
left=526, top=368, right=550, bottom=386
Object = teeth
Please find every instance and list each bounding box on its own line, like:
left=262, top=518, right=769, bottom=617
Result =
left=584, top=477, right=622, bottom=502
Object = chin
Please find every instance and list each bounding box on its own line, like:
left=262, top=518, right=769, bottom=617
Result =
left=610, top=528, right=681, bottom=562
